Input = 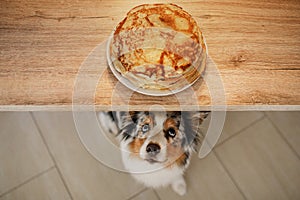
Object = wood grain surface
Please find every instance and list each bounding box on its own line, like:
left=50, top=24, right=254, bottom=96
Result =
left=1, top=0, right=300, bottom=111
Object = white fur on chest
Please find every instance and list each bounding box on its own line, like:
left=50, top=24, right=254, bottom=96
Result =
left=132, top=166, right=183, bottom=188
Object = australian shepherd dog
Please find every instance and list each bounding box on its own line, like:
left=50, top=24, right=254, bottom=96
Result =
left=98, top=111, right=209, bottom=195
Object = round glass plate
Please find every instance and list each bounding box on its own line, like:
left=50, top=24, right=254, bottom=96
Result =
left=106, top=34, right=206, bottom=96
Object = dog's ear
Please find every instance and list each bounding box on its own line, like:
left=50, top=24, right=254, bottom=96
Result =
left=119, top=111, right=140, bottom=125
left=185, top=111, right=210, bottom=130
left=128, top=111, right=140, bottom=124
left=118, top=111, right=145, bottom=141
left=198, top=111, right=210, bottom=124
left=181, top=111, right=210, bottom=149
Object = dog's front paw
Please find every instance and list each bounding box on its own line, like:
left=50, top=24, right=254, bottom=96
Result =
left=171, top=177, right=187, bottom=196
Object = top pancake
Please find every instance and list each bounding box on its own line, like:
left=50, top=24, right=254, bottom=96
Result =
left=109, top=3, right=207, bottom=91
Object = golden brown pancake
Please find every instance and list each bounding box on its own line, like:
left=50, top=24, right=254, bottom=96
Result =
left=109, top=3, right=207, bottom=91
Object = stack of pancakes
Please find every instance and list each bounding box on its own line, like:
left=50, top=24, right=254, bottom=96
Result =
left=109, top=3, right=207, bottom=91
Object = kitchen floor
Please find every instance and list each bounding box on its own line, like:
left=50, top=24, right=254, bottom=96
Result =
left=0, top=112, right=299, bottom=200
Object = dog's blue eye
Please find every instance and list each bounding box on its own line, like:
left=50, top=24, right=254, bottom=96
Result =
left=142, top=124, right=149, bottom=133
left=168, top=128, right=176, bottom=137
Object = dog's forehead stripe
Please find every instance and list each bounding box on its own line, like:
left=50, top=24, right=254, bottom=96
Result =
left=150, top=112, right=167, bottom=135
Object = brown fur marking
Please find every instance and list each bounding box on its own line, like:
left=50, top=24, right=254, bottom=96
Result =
left=129, top=138, right=146, bottom=154
left=164, top=118, right=178, bottom=131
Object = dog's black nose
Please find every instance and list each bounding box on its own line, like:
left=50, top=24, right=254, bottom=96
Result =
left=146, top=143, right=160, bottom=156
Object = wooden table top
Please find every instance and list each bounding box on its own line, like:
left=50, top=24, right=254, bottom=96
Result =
left=1, top=0, right=300, bottom=111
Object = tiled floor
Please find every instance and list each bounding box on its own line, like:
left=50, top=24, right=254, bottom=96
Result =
left=0, top=111, right=299, bottom=200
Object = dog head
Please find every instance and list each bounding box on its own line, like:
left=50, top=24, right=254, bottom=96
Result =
left=117, top=111, right=209, bottom=169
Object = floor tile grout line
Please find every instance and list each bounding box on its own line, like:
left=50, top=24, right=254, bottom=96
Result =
left=198, top=114, right=264, bottom=154
left=215, top=115, right=265, bottom=148
left=153, top=189, right=162, bottom=200
left=262, top=111, right=268, bottom=118
left=212, top=150, right=248, bottom=200
left=29, top=112, right=74, bottom=200
left=264, top=114, right=300, bottom=160
left=210, top=114, right=266, bottom=199
left=0, top=166, right=55, bottom=198
left=125, top=187, right=148, bottom=200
